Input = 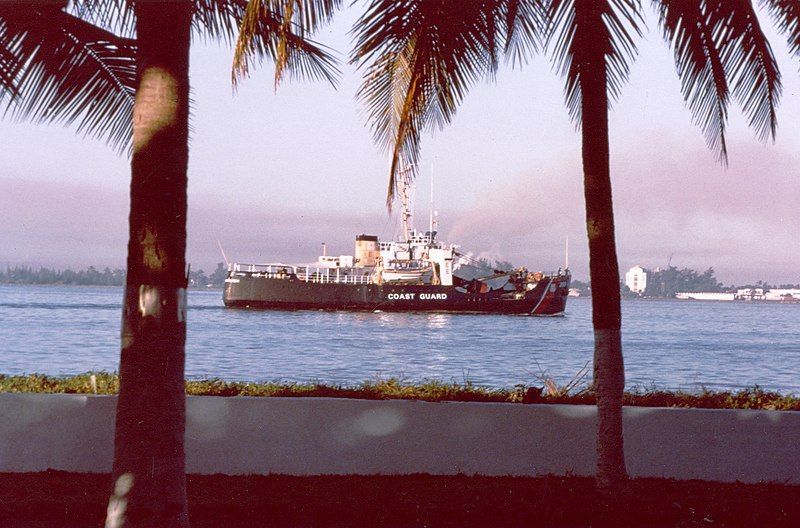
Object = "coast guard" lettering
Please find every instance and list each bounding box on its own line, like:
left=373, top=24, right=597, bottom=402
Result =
left=388, top=293, right=415, bottom=300
left=387, top=292, right=448, bottom=300
left=420, top=293, right=448, bottom=300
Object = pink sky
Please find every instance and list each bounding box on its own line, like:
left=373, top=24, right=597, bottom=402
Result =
left=2, top=136, right=797, bottom=285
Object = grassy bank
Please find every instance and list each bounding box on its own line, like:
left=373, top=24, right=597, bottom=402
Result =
left=1, top=372, right=798, bottom=410
left=1, top=471, right=798, bottom=527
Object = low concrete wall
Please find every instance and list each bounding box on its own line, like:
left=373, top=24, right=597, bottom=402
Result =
left=1, top=394, right=798, bottom=483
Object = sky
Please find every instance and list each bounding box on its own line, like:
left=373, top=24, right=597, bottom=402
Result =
left=1, top=5, right=799, bottom=285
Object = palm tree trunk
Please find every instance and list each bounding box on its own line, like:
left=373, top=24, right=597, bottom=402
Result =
left=106, top=2, right=192, bottom=526
left=578, top=6, right=627, bottom=491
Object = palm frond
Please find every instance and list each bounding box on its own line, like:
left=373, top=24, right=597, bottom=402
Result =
left=73, top=0, right=342, bottom=90
left=503, top=0, right=545, bottom=66
left=0, top=29, right=22, bottom=97
left=712, top=0, right=781, bottom=142
left=653, top=0, right=730, bottom=162
left=193, top=0, right=243, bottom=44
left=352, top=0, right=514, bottom=206
left=544, top=0, right=644, bottom=124
left=72, top=0, right=136, bottom=38
left=760, top=0, right=800, bottom=60
left=231, top=0, right=342, bottom=89
left=0, top=3, right=136, bottom=152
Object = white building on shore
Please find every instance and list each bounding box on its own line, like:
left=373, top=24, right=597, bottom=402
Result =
left=675, top=292, right=736, bottom=301
left=764, top=288, right=800, bottom=302
left=735, top=288, right=765, bottom=301
left=624, top=265, right=648, bottom=294
left=675, top=288, right=800, bottom=302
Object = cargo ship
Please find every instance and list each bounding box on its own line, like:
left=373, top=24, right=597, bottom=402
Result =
left=223, top=180, right=570, bottom=315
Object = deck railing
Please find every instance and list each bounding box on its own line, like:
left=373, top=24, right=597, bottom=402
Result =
left=228, top=262, right=570, bottom=287
left=229, top=263, right=373, bottom=285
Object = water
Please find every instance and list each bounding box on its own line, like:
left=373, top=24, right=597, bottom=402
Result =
left=0, top=284, right=798, bottom=393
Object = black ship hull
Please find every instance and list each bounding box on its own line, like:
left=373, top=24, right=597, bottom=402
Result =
left=224, top=272, right=570, bottom=315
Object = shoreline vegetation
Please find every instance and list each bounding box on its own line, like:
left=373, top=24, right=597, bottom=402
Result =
left=2, top=373, right=797, bottom=411
left=0, top=264, right=228, bottom=288
left=3, top=264, right=798, bottom=299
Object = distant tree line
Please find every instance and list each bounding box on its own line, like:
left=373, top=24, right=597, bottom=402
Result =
left=188, top=263, right=228, bottom=288
left=570, top=279, right=590, bottom=296
left=1, top=263, right=228, bottom=288
left=0, top=265, right=126, bottom=286
left=621, top=266, right=798, bottom=299
left=738, top=279, right=800, bottom=290
left=642, top=266, right=723, bottom=298
left=578, top=266, right=798, bottom=299
left=4, top=261, right=794, bottom=296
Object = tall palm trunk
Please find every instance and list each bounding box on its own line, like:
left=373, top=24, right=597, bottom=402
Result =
left=577, top=4, right=627, bottom=490
left=106, top=2, right=192, bottom=526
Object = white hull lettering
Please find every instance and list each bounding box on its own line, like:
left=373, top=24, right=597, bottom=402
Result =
left=387, top=292, right=449, bottom=301
left=419, top=293, right=448, bottom=300
left=388, top=293, right=416, bottom=300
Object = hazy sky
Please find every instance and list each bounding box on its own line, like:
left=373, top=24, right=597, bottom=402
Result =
left=1, top=5, right=798, bottom=284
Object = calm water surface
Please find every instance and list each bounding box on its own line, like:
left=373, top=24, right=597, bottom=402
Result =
left=0, top=284, right=797, bottom=393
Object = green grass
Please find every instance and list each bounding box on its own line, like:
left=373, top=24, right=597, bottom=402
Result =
left=1, top=372, right=798, bottom=410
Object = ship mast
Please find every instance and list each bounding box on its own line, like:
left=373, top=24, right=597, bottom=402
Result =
left=429, top=162, right=434, bottom=237
left=400, top=167, right=412, bottom=241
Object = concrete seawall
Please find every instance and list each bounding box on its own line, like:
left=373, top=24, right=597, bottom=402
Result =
left=1, top=394, right=798, bottom=483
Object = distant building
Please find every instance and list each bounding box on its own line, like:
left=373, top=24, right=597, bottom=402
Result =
left=735, top=288, right=765, bottom=301
left=676, top=288, right=799, bottom=302
left=764, top=289, right=800, bottom=302
left=675, top=292, right=735, bottom=301
left=624, top=265, right=648, bottom=294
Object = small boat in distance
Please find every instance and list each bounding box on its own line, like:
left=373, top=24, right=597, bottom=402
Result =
left=223, top=179, right=570, bottom=315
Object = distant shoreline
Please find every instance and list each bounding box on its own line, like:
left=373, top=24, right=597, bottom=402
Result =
left=5, top=281, right=799, bottom=302
left=0, top=282, right=222, bottom=290
left=0, top=264, right=227, bottom=288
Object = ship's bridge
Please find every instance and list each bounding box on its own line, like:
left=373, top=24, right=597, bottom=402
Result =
left=379, top=230, right=447, bottom=251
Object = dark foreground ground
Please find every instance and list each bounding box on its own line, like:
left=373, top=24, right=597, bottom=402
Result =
left=1, top=472, right=798, bottom=527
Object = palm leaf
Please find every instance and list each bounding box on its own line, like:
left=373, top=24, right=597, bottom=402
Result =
left=352, top=0, right=517, bottom=206
left=0, top=3, right=136, bottom=152
left=0, top=30, right=22, bottom=97
left=1, top=0, right=340, bottom=154
left=504, top=0, right=544, bottom=66
left=543, top=0, right=644, bottom=124
left=232, top=0, right=341, bottom=88
left=73, top=0, right=341, bottom=90
left=194, top=0, right=248, bottom=45
left=710, top=0, right=781, bottom=142
left=653, top=0, right=731, bottom=162
left=72, top=0, right=135, bottom=38
left=761, top=0, right=800, bottom=60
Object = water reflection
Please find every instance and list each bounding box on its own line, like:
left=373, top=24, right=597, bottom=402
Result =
left=425, top=314, right=448, bottom=329
left=1, top=286, right=798, bottom=393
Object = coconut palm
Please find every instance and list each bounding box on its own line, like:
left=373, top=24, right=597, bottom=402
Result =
left=351, top=0, right=784, bottom=491
left=0, top=1, right=136, bottom=150
left=110, top=1, right=338, bottom=524
left=5, top=1, right=338, bottom=524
